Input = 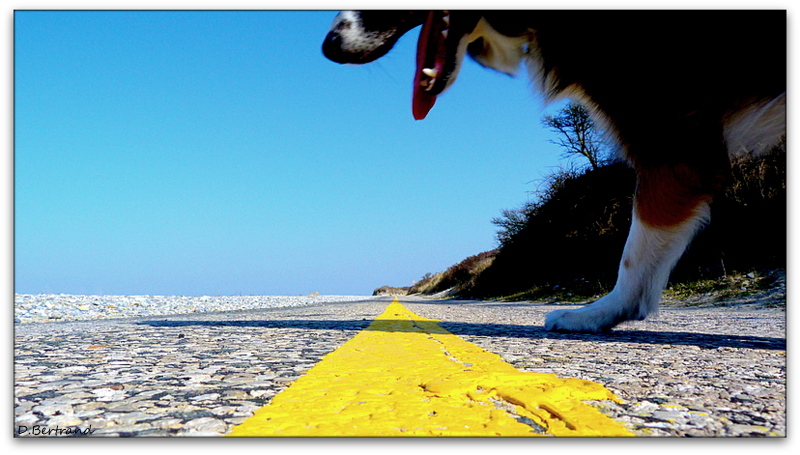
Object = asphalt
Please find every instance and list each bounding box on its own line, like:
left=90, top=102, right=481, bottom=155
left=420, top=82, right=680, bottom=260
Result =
left=14, top=295, right=786, bottom=437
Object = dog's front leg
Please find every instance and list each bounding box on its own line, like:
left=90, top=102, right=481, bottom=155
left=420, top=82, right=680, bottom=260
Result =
left=544, top=163, right=717, bottom=333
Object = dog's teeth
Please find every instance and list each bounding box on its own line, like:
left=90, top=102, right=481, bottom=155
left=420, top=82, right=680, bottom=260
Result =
left=442, top=13, right=450, bottom=27
left=422, top=68, right=439, bottom=78
left=441, top=30, right=448, bottom=39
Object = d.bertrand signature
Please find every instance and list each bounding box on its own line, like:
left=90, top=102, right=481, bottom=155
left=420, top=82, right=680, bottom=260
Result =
left=16, top=425, right=96, bottom=436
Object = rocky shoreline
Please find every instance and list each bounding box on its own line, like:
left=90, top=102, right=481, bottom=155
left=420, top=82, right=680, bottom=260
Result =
left=14, top=294, right=370, bottom=324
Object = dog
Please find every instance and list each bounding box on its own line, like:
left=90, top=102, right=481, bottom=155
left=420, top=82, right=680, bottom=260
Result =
left=322, top=10, right=786, bottom=333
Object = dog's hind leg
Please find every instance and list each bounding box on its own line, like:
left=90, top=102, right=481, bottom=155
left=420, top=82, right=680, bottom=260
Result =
left=544, top=162, right=717, bottom=333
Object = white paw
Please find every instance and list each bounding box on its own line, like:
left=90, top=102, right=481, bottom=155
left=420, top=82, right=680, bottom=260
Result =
left=544, top=307, right=610, bottom=333
left=544, top=294, right=633, bottom=333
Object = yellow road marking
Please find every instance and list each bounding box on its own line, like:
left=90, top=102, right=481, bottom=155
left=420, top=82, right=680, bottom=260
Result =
left=227, top=299, right=633, bottom=437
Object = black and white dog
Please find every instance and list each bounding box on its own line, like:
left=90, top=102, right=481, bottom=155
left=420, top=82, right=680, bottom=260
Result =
left=322, top=11, right=786, bottom=333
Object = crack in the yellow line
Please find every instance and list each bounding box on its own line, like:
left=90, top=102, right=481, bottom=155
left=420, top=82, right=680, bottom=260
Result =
left=414, top=322, right=552, bottom=434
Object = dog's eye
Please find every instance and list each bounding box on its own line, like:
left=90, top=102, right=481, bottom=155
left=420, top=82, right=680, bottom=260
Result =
left=358, top=10, right=422, bottom=32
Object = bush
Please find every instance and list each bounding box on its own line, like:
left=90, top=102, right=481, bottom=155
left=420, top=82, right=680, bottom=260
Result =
left=469, top=163, right=636, bottom=298
left=671, top=141, right=786, bottom=281
left=410, top=142, right=785, bottom=301
left=467, top=142, right=786, bottom=299
left=409, top=250, right=497, bottom=295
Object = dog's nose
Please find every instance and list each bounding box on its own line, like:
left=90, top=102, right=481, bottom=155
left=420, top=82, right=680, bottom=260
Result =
left=322, top=32, right=351, bottom=64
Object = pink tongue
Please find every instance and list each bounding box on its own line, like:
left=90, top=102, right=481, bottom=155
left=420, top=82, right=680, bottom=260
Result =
left=412, top=11, right=439, bottom=120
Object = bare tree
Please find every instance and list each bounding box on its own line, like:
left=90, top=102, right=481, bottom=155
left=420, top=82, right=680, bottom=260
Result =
left=491, top=166, right=581, bottom=247
left=493, top=103, right=609, bottom=247
left=542, top=102, right=608, bottom=171
left=491, top=203, right=533, bottom=246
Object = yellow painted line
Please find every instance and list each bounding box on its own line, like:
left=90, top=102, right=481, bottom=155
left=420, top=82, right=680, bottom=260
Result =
left=227, top=298, right=633, bottom=437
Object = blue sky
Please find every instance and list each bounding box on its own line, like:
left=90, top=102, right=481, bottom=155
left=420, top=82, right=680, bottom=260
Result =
left=14, top=10, right=576, bottom=296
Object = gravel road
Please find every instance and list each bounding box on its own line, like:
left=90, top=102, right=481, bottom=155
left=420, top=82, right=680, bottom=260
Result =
left=14, top=290, right=785, bottom=437
left=402, top=296, right=786, bottom=437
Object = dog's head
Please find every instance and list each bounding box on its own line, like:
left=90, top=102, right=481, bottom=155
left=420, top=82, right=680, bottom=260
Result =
left=322, top=11, right=532, bottom=120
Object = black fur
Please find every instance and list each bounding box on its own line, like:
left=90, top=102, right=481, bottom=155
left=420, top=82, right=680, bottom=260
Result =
left=322, top=10, right=786, bottom=332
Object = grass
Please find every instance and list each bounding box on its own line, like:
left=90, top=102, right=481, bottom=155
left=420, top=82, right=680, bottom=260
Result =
left=486, top=270, right=781, bottom=306
left=664, top=271, right=777, bottom=301
left=496, top=279, right=609, bottom=304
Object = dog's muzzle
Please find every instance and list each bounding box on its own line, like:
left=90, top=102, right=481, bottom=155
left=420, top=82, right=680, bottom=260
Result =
left=321, top=11, right=425, bottom=65
left=323, top=10, right=483, bottom=120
